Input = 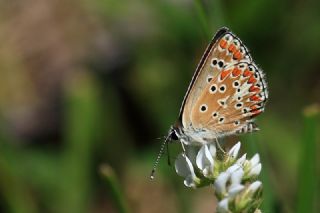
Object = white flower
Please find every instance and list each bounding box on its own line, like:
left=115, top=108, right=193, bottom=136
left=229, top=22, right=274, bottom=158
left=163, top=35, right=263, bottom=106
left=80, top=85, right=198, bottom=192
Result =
left=226, top=164, right=241, bottom=174
left=208, top=143, right=217, bottom=157
left=196, top=145, right=215, bottom=177
left=249, top=163, right=262, bottom=176
left=173, top=141, right=263, bottom=212
left=245, top=154, right=262, bottom=177
left=228, top=184, right=245, bottom=197
left=250, top=154, right=260, bottom=167
left=217, top=198, right=229, bottom=213
left=228, top=142, right=241, bottom=158
left=248, top=181, right=262, bottom=194
left=236, top=153, right=247, bottom=165
left=175, top=154, right=199, bottom=187
left=230, top=167, right=244, bottom=186
left=214, top=172, right=230, bottom=195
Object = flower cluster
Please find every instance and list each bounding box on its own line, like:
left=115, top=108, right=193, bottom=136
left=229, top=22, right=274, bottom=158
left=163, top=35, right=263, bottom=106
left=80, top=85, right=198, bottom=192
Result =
left=175, top=142, right=263, bottom=213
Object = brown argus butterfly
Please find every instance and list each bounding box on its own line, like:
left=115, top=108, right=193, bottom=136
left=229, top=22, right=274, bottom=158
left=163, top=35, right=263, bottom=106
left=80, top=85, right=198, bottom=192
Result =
left=151, top=27, right=268, bottom=178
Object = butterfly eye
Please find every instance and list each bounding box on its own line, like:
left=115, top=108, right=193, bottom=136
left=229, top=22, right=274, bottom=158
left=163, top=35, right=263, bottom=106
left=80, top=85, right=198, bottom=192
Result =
left=233, top=80, right=240, bottom=88
left=209, top=84, right=217, bottom=94
left=200, top=104, right=208, bottom=112
left=171, top=131, right=179, bottom=140
left=219, top=84, right=226, bottom=93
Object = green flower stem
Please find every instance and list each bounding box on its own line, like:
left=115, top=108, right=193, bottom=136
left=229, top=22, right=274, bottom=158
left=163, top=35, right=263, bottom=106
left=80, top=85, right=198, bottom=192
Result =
left=100, top=165, right=130, bottom=213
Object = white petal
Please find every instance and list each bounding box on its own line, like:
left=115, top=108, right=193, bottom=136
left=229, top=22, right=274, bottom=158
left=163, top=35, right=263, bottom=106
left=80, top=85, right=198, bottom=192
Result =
left=214, top=172, right=230, bottom=195
left=208, top=144, right=217, bottom=158
left=229, top=184, right=245, bottom=197
left=249, top=163, right=262, bottom=176
left=196, top=145, right=214, bottom=177
left=175, top=154, right=195, bottom=177
left=228, top=142, right=241, bottom=158
left=217, top=198, right=229, bottom=213
left=230, top=167, right=244, bottom=185
left=184, top=176, right=196, bottom=188
left=175, top=154, right=199, bottom=187
left=226, top=164, right=241, bottom=174
left=185, top=145, right=199, bottom=164
left=250, top=154, right=260, bottom=167
left=236, top=153, right=247, bottom=165
left=248, top=181, right=262, bottom=193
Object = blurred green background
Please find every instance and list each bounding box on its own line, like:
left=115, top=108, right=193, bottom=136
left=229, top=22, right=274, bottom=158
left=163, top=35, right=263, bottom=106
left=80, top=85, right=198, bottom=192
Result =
left=0, top=0, right=319, bottom=212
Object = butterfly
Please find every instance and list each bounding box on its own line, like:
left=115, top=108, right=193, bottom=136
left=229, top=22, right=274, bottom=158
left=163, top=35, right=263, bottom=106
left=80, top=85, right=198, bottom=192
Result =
left=151, top=27, right=268, bottom=178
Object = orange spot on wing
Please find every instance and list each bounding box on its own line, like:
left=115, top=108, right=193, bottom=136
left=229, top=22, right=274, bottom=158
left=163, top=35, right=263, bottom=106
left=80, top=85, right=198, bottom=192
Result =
left=250, top=95, right=261, bottom=102
left=243, top=69, right=252, bottom=77
left=233, top=51, right=242, bottom=60
left=228, top=44, right=236, bottom=53
left=248, top=76, right=257, bottom=84
left=249, top=85, right=260, bottom=93
left=220, top=69, right=232, bottom=81
left=250, top=105, right=258, bottom=110
left=219, top=39, right=227, bottom=49
left=251, top=110, right=262, bottom=117
left=232, top=68, right=241, bottom=77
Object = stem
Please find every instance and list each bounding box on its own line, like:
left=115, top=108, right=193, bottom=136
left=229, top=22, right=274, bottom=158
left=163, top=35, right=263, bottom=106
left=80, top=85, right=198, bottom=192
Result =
left=100, top=165, right=130, bottom=213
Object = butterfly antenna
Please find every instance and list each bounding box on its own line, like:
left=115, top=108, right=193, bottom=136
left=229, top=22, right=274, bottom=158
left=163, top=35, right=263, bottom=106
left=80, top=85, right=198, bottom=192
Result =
left=150, top=133, right=171, bottom=180
left=215, top=138, right=225, bottom=154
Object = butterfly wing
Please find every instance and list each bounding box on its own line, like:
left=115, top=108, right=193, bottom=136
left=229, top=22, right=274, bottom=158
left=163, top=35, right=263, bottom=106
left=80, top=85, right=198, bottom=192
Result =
left=190, top=62, right=268, bottom=137
left=179, top=28, right=256, bottom=131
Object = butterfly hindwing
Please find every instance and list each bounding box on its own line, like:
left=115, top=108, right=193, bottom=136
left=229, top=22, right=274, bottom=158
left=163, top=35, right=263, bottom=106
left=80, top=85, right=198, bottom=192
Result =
left=190, top=62, right=267, bottom=137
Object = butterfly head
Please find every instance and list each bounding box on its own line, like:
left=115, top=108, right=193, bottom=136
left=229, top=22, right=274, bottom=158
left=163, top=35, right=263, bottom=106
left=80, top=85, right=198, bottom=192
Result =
left=168, top=125, right=179, bottom=141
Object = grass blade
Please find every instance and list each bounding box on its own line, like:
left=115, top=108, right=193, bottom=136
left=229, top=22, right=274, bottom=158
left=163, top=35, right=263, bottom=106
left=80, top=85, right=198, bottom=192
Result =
left=296, top=105, right=319, bottom=213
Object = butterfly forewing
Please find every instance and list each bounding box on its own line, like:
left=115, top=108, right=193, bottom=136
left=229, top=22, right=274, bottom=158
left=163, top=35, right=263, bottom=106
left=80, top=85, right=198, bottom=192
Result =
left=179, top=27, right=268, bottom=141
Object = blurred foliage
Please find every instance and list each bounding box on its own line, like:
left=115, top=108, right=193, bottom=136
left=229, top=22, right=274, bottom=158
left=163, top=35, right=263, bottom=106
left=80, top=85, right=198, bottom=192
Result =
left=0, top=0, right=319, bottom=212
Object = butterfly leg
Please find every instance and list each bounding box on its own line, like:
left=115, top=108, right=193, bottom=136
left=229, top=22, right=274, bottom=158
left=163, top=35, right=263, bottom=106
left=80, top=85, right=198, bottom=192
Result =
left=215, top=138, right=226, bottom=154
left=180, top=140, right=186, bottom=153
left=166, top=139, right=171, bottom=166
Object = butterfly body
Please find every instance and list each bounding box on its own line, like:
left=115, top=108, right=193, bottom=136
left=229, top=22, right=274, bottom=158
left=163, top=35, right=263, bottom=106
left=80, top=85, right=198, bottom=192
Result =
left=169, top=27, right=268, bottom=145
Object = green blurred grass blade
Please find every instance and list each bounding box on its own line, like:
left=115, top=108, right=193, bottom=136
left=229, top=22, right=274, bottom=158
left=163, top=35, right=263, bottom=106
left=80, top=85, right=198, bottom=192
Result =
left=296, top=105, right=319, bottom=213
left=0, top=153, right=37, bottom=213
left=193, top=0, right=225, bottom=40
left=100, top=165, right=130, bottom=213
left=193, top=0, right=210, bottom=39
left=58, top=72, right=102, bottom=213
